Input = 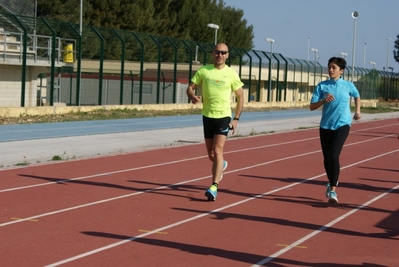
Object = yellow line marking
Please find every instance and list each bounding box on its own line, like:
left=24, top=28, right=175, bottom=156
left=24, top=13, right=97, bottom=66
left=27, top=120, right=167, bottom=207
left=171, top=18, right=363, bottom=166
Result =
left=11, top=217, right=39, bottom=222
left=139, top=230, right=168, bottom=235
left=277, top=244, right=307, bottom=249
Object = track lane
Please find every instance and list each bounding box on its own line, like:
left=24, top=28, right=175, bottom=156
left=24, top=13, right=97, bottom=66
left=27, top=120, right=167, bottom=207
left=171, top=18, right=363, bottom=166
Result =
left=0, top=118, right=397, bottom=266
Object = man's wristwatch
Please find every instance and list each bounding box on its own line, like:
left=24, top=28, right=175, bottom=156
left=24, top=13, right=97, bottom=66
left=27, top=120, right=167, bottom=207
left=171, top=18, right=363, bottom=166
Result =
left=233, top=117, right=240, bottom=121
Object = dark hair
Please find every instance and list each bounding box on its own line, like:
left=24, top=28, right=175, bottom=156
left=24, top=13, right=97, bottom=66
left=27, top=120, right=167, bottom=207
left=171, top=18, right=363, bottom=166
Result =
left=328, top=57, right=346, bottom=70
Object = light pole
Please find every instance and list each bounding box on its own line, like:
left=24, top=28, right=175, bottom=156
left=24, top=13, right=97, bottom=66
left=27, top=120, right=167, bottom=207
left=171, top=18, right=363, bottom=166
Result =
left=363, top=42, right=367, bottom=68
left=386, top=37, right=392, bottom=70
left=265, top=38, right=274, bottom=101
left=310, top=48, right=318, bottom=85
left=207, top=23, right=219, bottom=45
left=351, top=11, right=359, bottom=82
left=310, top=48, right=318, bottom=64
left=340, top=53, right=348, bottom=79
left=370, top=61, right=376, bottom=99
left=266, top=38, right=275, bottom=68
left=266, top=38, right=274, bottom=55
left=307, top=36, right=312, bottom=61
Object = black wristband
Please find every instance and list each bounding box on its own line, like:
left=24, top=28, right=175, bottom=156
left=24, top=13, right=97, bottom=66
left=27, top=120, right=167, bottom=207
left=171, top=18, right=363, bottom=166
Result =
left=233, top=117, right=239, bottom=121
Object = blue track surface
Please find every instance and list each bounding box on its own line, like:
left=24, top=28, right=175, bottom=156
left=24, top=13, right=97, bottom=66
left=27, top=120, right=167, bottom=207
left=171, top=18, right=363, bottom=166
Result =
left=0, top=109, right=319, bottom=142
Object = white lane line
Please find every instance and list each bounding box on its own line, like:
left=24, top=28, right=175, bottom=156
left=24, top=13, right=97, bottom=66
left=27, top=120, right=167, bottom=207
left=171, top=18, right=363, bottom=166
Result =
left=251, top=182, right=399, bottom=267
left=0, top=135, right=318, bottom=193
left=43, top=149, right=399, bottom=266
left=0, top=149, right=319, bottom=228
left=0, top=156, right=207, bottom=193
left=1, top=122, right=395, bottom=193
left=4, top=145, right=396, bottom=228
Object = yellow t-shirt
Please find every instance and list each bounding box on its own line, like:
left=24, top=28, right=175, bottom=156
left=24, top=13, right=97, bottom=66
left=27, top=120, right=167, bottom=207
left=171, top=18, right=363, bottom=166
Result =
left=191, top=64, right=243, bottom=118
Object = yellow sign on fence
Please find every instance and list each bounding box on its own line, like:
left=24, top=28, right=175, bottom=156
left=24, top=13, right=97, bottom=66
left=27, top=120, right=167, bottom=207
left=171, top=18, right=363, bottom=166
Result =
left=63, top=43, right=74, bottom=63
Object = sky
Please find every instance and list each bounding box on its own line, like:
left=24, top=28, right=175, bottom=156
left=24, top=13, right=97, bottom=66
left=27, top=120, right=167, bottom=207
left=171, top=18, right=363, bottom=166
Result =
left=222, top=0, right=399, bottom=71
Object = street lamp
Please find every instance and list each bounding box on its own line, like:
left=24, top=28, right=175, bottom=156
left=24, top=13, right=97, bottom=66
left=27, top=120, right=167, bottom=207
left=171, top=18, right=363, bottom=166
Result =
left=265, top=38, right=274, bottom=55
left=265, top=38, right=274, bottom=101
left=310, top=48, right=318, bottom=85
left=207, top=23, right=219, bottom=45
left=307, top=36, right=312, bottom=61
left=340, top=52, right=347, bottom=58
left=363, top=42, right=367, bottom=68
left=310, top=48, right=318, bottom=64
left=386, top=37, right=392, bottom=70
left=370, top=61, right=376, bottom=69
left=351, top=11, right=359, bottom=82
left=266, top=38, right=275, bottom=67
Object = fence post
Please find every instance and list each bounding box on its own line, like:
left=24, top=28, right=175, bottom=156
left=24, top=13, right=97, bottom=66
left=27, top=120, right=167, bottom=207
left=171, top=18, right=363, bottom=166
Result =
left=13, top=15, right=28, bottom=107
left=113, top=29, right=125, bottom=105
left=42, top=18, right=56, bottom=106
left=91, top=26, right=104, bottom=105
left=165, top=37, right=178, bottom=103
left=131, top=32, right=145, bottom=104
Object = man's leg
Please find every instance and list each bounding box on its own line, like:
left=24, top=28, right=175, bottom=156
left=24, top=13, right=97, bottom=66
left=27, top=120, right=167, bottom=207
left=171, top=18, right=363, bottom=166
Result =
left=203, top=116, right=230, bottom=201
left=205, top=134, right=227, bottom=184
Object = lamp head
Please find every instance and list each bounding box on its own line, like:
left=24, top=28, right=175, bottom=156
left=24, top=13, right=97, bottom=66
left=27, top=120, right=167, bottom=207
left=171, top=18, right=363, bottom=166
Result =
left=351, top=11, right=359, bottom=18
left=207, top=23, right=219, bottom=30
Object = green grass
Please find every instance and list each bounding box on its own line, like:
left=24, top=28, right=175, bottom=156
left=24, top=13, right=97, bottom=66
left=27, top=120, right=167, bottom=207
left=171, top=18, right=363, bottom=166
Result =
left=0, top=108, right=202, bottom=125
left=52, top=155, right=63, bottom=161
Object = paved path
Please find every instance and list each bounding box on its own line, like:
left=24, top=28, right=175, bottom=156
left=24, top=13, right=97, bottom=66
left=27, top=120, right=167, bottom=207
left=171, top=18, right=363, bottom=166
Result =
left=0, top=110, right=397, bottom=168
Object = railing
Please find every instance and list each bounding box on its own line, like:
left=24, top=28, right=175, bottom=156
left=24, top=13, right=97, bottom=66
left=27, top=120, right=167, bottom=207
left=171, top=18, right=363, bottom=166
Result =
left=0, top=28, right=76, bottom=63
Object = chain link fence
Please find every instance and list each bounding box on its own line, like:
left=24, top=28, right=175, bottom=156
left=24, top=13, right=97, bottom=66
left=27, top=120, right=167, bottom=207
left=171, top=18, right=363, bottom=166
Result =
left=0, top=10, right=398, bottom=108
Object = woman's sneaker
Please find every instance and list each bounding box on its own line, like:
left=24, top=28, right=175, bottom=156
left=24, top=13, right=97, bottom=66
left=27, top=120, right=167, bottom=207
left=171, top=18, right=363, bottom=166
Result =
left=205, top=185, right=218, bottom=201
left=223, top=160, right=228, bottom=171
left=219, top=160, right=228, bottom=182
left=325, top=183, right=331, bottom=198
left=328, top=191, right=338, bottom=204
left=326, top=182, right=338, bottom=198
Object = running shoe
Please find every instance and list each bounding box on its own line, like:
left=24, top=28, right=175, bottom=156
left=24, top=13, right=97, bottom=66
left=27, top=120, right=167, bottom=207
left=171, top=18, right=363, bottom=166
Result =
left=325, top=182, right=338, bottom=198
left=219, top=160, right=228, bottom=182
left=328, top=191, right=338, bottom=204
left=223, top=160, right=228, bottom=171
left=205, top=185, right=218, bottom=201
left=325, top=183, right=331, bottom=198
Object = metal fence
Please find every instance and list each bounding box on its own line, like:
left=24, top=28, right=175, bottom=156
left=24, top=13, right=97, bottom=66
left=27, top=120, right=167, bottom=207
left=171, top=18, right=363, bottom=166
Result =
left=0, top=10, right=398, bottom=107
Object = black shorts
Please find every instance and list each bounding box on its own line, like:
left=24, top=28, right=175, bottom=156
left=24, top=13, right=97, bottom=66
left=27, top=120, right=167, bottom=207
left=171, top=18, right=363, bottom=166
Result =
left=202, top=116, right=231, bottom=139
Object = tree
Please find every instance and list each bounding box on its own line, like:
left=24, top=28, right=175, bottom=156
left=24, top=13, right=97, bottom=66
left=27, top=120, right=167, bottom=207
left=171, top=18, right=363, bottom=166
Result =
left=394, top=34, right=399, bottom=65
left=36, top=0, right=254, bottom=49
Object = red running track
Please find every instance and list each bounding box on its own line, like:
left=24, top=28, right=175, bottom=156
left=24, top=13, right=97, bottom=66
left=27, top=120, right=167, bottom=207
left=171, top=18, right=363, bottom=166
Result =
left=0, top=118, right=398, bottom=267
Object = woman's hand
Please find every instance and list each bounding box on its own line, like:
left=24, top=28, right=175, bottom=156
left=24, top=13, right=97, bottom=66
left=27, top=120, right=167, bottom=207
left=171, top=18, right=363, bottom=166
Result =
left=353, top=113, right=361, bottom=121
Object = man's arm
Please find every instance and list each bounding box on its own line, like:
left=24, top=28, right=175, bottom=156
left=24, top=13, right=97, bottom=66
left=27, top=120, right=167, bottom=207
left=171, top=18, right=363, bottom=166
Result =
left=186, top=82, right=200, bottom=104
left=229, top=88, right=244, bottom=134
left=233, top=88, right=244, bottom=118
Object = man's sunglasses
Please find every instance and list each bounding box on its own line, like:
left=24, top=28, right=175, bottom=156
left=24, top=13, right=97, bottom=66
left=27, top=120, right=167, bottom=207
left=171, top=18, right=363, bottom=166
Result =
left=213, top=50, right=228, bottom=55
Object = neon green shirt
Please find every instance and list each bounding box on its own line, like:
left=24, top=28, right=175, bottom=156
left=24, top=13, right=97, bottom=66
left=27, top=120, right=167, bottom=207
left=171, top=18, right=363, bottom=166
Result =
left=191, top=64, right=243, bottom=118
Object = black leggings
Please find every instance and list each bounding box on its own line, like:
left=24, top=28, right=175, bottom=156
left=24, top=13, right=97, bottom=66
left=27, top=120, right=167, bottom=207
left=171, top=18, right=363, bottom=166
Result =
left=319, top=125, right=350, bottom=186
